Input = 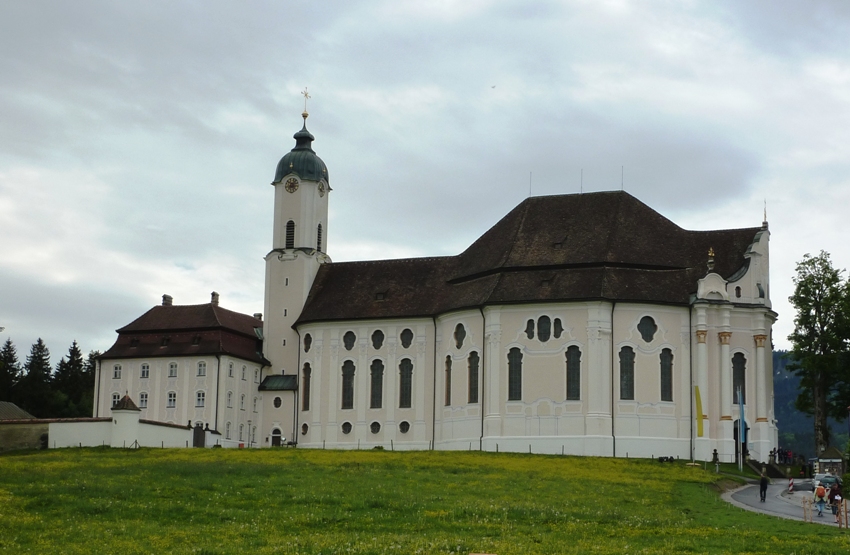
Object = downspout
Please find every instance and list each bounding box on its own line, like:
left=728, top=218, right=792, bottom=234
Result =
left=478, top=306, right=486, bottom=451
left=214, top=355, right=221, bottom=432
left=611, top=301, right=616, bottom=457
left=431, top=316, right=438, bottom=451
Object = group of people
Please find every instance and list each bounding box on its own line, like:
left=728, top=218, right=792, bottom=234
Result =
left=812, top=481, right=843, bottom=523
left=770, top=447, right=796, bottom=465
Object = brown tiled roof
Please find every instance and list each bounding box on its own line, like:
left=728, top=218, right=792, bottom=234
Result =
left=112, top=395, right=141, bottom=411
left=297, top=191, right=762, bottom=324
left=101, top=304, right=269, bottom=365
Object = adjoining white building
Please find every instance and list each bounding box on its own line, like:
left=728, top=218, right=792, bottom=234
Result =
left=89, top=112, right=777, bottom=462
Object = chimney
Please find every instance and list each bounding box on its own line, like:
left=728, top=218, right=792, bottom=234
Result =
left=162, top=294, right=173, bottom=306
left=253, top=313, right=263, bottom=321
left=211, top=291, right=220, bottom=306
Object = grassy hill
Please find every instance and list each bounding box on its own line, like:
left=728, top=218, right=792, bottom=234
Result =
left=0, top=448, right=847, bottom=554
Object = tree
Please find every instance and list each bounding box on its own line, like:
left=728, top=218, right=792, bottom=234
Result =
left=0, top=338, right=21, bottom=403
left=17, top=339, right=54, bottom=417
left=53, top=341, right=89, bottom=417
left=787, top=251, right=850, bottom=455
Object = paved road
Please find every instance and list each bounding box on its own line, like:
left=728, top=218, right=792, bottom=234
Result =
left=724, top=478, right=841, bottom=526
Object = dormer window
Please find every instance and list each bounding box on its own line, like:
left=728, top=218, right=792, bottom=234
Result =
left=161, top=337, right=170, bottom=347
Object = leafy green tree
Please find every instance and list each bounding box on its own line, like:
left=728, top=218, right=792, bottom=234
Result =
left=0, top=338, right=21, bottom=403
left=17, top=339, right=54, bottom=417
left=787, top=251, right=850, bottom=455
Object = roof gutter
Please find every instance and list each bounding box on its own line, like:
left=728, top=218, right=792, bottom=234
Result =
left=431, top=316, right=438, bottom=451
left=611, top=301, right=616, bottom=457
left=478, top=306, right=486, bottom=451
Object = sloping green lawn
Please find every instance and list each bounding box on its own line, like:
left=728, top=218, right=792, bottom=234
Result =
left=0, top=447, right=845, bottom=554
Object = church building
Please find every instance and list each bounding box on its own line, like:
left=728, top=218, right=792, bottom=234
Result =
left=93, top=111, right=778, bottom=462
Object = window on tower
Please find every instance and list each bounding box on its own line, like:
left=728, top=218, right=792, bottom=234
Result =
left=286, top=220, right=295, bottom=249
left=317, top=223, right=323, bottom=252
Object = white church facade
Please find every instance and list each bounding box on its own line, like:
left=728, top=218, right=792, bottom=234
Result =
left=90, top=113, right=778, bottom=462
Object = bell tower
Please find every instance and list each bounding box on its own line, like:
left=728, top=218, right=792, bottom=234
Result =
left=263, top=97, right=331, bottom=379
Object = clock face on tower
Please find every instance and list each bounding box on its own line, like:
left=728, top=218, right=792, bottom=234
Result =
left=284, top=178, right=299, bottom=193
left=318, top=182, right=325, bottom=197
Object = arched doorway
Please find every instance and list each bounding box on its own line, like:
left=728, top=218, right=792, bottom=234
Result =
left=271, top=428, right=282, bottom=447
left=733, top=419, right=750, bottom=464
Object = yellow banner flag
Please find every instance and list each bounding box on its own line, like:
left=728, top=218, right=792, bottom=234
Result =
left=694, top=386, right=704, bottom=437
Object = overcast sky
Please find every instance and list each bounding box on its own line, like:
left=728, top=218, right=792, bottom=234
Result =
left=2, top=0, right=849, bottom=364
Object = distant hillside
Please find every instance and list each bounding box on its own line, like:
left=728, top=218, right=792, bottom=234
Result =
left=773, top=350, right=848, bottom=459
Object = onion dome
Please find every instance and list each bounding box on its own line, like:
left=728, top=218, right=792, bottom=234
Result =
left=273, top=113, right=329, bottom=184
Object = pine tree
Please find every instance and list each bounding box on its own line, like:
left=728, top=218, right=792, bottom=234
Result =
left=0, top=338, right=21, bottom=403
left=53, top=341, right=88, bottom=417
left=17, top=339, right=54, bottom=417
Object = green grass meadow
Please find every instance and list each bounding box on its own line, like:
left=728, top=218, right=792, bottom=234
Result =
left=0, top=447, right=846, bottom=554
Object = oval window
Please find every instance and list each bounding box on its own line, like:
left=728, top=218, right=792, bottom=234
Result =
left=301, top=423, right=308, bottom=435
left=341, top=422, right=352, bottom=434
left=370, top=421, right=381, bottom=434
left=274, top=397, right=282, bottom=408
left=399, top=421, right=410, bottom=434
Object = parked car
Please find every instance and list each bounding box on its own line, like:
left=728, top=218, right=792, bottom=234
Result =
left=812, top=474, right=842, bottom=491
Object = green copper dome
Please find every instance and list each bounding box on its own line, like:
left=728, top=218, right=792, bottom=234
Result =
left=273, top=121, right=329, bottom=184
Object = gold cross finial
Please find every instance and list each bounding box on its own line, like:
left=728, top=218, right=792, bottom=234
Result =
left=301, top=87, right=311, bottom=118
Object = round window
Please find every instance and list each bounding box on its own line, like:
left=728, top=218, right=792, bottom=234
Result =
left=370, top=421, right=381, bottom=434
left=301, top=423, right=308, bottom=435
left=399, top=421, right=410, bottom=434
left=273, top=397, right=282, bottom=408
left=341, top=422, right=352, bottom=434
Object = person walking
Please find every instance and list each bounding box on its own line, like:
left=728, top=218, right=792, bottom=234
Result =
left=813, top=482, right=827, bottom=517
left=829, top=483, right=842, bottom=523
left=759, top=473, right=769, bottom=502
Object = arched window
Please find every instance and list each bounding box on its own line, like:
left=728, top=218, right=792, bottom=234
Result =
left=537, top=316, right=551, bottom=342
left=370, top=359, right=384, bottom=409
left=140, top=363, right=149, bottom=379
left=317, top=223, right=323, bottom=252
left=638, top=316, right=657, bottom=343
left=225, top=422, right=231, bottom=440
left=304, top=333, right=312, bottom=353
left=525, top=320, right=535, bottom=340
left=302, top=363, right=311, bottom=411
left=167, top=391, right=177, bottom=408
left=139, top=392, right=148, bottom=408
left=196, top=391, right=205, bottom=407
left=112, top=392, right=120, bottom=407
left=343, top=331, right=356, bottom=351
left=227, top=391, right=233, bottom=408
left=733, top=352, right=747, bottom=404
left=168, top=362, right=178, bottom=378
left=240, top=394, right=245, bottom=410
left=197, top=361, right=206, bottom=376
left=554, top=318, right=564, bottom=339
left=239, top=424, right=244, bottom=441
left=454, top=323, right=466, bottom=349
left=508, top=348, right=522, bottom=401
left=400, top=328, right=413, bottom=348
left=113, top=364, right=121, bottom=379
left=468, top=351, right=479, bottom=404
left=341, top=360, right=355, bottom=409
left=660, top=348, right=674, bottom=402
left=566, top=346, right=581, bottom=400
left=253, top=397, right=258, bottom=412
left=228, top=362, right=234, bottom=377
left=285, top=220, right=295, bottom=249
left=371, top=330, right=384, bottom=350
left=241, top=366, right=246, bottom=380
left=620, top=347, right=635, bottom=400
left=399, top=358, right=413, bottom=408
